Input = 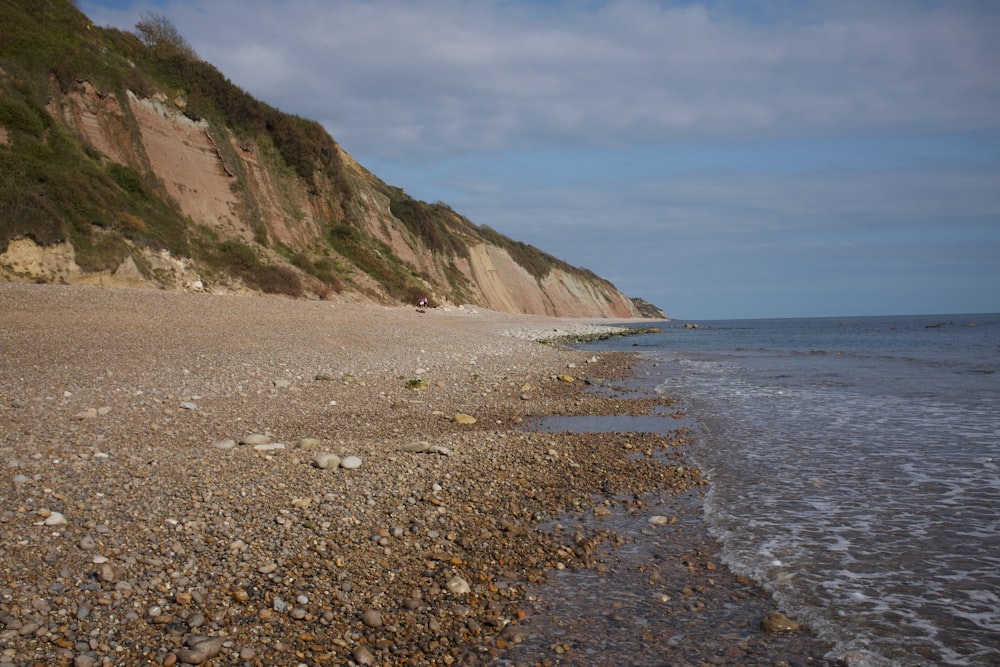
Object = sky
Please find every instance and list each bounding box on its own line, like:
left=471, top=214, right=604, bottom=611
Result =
left=78, top=0, right=1000, bottom=319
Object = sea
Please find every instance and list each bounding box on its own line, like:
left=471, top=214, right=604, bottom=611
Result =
left=580, top=313, right=1000, bottom=667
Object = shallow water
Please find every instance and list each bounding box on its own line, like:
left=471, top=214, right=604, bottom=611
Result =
left=582, top=314, right=1000, bottom=666
left=493, top=413, right=832, bottom=667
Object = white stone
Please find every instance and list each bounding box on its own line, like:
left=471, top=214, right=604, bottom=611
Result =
left=445, top=576, right=471, bottom=595
left=314, top=452, right=341, bottom=469
left=340, top=455, right=362, bottom=470
left=44, top=512, right=67, bottom=526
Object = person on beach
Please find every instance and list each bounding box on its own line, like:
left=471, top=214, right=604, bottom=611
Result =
left=418, top=296, right=428, bottom=308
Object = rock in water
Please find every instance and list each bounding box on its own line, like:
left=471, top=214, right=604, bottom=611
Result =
left=760, top=611, right=800, bottom=633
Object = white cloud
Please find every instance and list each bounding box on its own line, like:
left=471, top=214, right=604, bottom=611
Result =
left=83, top=1, right=1000, bottom=159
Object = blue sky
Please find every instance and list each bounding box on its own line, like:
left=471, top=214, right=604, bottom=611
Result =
left=79, top=0, right=1000, bottom=319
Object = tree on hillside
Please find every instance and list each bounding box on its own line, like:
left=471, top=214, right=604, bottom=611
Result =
left=134, top=12, right=198, bottom=60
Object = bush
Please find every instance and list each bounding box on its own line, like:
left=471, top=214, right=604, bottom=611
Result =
left=255, top=264, right=302, bottom=297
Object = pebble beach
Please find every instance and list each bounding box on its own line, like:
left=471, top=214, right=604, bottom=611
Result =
left=0, top=284, right=833, bottom=666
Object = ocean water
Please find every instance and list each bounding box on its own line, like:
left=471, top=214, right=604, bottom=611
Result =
left=584, top=314, right=1000, bottom=666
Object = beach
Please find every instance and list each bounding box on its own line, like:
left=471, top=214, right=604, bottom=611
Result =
left=0, top=284, right=832, bottom=666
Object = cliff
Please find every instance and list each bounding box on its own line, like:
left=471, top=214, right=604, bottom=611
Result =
left=0, top=1, right=664, bottom=319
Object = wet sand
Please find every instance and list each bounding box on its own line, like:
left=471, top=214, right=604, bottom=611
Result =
left=0, top=283, right=833, bottom=666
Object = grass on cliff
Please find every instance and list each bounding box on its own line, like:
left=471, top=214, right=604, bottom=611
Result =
left=197, top=237, right=303, bottom=297
left=327, top=222, right=427, bottom=304
left=0, top=93, right=191, bottom=271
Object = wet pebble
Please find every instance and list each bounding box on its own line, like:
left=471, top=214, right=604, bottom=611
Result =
left=761, top=611, right=800, bottom=633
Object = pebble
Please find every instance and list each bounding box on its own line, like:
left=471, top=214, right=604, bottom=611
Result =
left=352, top=645, right=375, bottom=665
left=313, top=452, right=341, bottom=469
left=294, top=437, right=323, bottom=450
left=453, top=413, right=477, bottom=425
left=340, top=455, right=362, bottom=470
left=44, top=511, right=67, bottom=526
left=446, top=576, right=471, bottom=595
left=97, top=563, right=117, bottom=582
left=174, top=636, right=223, bottom=665
left=212, top=439, right=236, bottom=449
left=361, top=609, right=383, bottom=627
left=399, top=441, right=452, bottom=455
left=252, top=442, right=285, bottom=452
left=239, top=434, right=272, bottom=446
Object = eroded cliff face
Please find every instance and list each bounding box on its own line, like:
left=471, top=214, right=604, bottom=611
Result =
left=460, top=244, right=636, bottom=318
left=4, top=80, right=644, bottom=318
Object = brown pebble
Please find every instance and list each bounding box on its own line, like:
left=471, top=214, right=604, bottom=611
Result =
left=353, top=645, right=375, bottom=665
left=361, top=609, right=383, bottom=628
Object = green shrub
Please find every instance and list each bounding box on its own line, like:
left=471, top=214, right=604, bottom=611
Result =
left=0, top=98, right=50, bottom=137
left=107, top=163, right=149, bottom=197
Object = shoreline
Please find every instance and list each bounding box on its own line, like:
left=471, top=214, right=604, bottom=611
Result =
left=1, top=284, right=830, bottom=666
left=484, top=353, right=837, bottom=666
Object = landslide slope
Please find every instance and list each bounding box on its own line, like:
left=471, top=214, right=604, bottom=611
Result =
left=0, top=0, right=662, bottom=318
